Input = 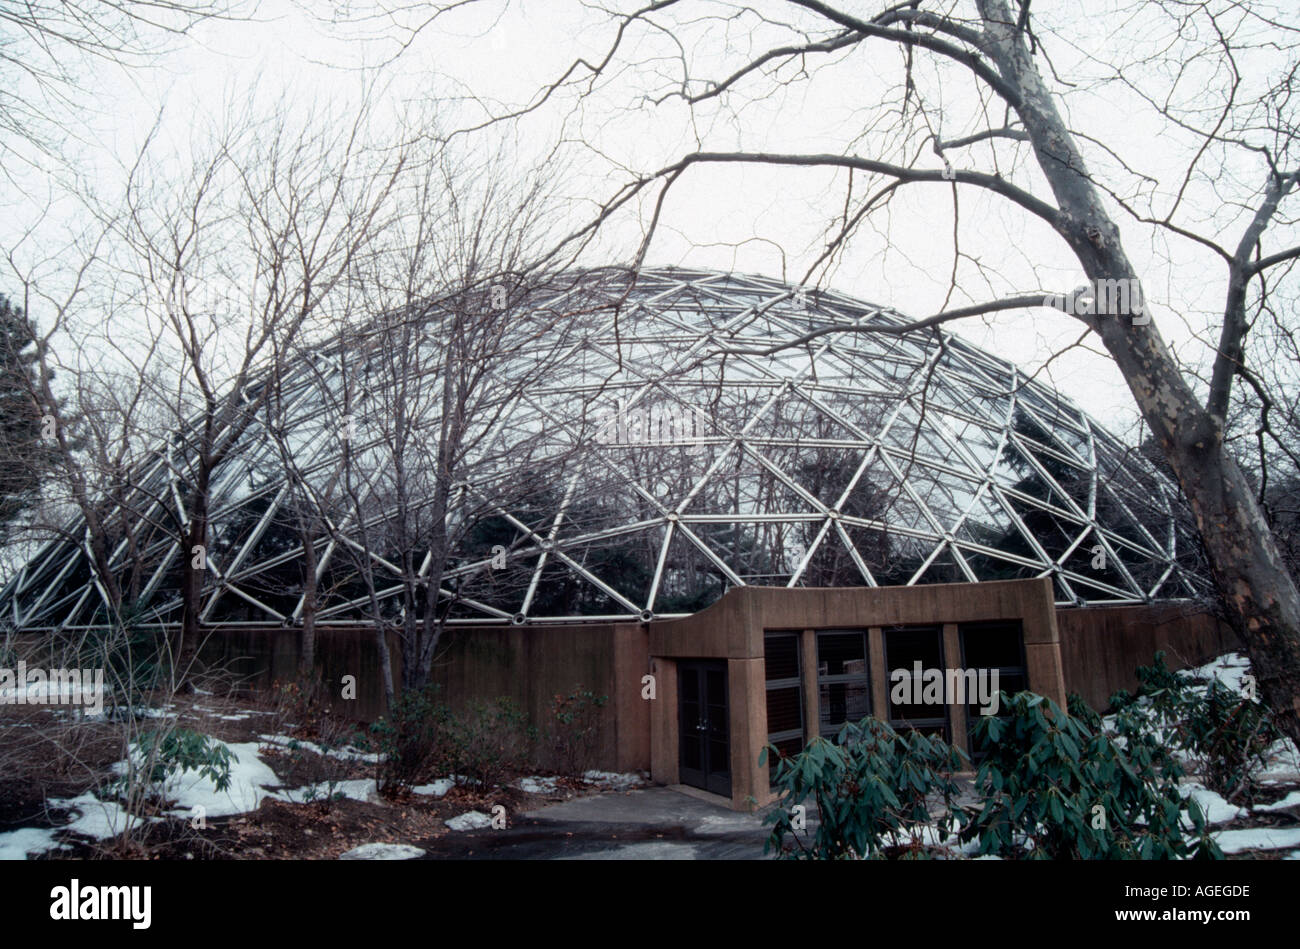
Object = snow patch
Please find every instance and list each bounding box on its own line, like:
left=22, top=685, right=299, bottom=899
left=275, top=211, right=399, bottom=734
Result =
left=102, top=737, right=279, bottom=820
left=0, top=827, right=64, bottom=860
left=1180, top=784, right=1248, bottom=826
left=1180, top=652, right=1251, bottom=692
left=697, top=813, right=765, bottom=836
left=1260, top=737, right=1300, bottom=778
left=515, top=776, right=560, bottom=794
left=411, top=778, right=456, bottom=798
left=146, top=740, right=282, bottom=819
left=279, top=779, right=377, bottom=805
left=339, top=842, right=425, bottom=860
left=1213, top=827, right=1300, bottom=854
left=1254, top=790, right=1300, bottom=813
left=258, top=734, right=379, bottom=764
left=50, top=792, right=150, bottom=840
left=445, top=811, right=494, bottom=831
left=583, top=770, right=645, bottom=790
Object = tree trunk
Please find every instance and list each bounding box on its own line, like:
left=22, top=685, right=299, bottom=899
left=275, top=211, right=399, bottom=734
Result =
left=375, top=623, right=396, bottom=711
left=979, top=0, right=1300, bottom=746
left=176, top=478, right=209, bottom=692
left=299, top=520, right=318, bottom=675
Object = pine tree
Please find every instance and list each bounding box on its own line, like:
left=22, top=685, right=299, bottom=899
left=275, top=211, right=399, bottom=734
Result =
left=0, top=294, right=59, bottom=546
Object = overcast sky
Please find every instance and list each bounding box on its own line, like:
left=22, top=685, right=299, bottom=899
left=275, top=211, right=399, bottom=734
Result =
left=5, top=0, right=1295, bottom=443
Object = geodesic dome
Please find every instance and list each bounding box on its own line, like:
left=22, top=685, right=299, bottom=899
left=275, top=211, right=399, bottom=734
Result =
left=1, top=267, right=1210, bottom=631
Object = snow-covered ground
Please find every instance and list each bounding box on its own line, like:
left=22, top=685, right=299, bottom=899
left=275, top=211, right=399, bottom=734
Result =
left=0, top=715, right=648, bottom=859
left=0, top=826, right=72, bottom=861
left=257, top=733, right=380, bottom=764
left=445, top=811, right=494, bottom=831
left=1181, top=784, right=1249, bottom=826
left=147, top=741, right=283, bottom=819
left=515, top=776, right=560, bottom=794
left=1213, top=827, right=1300, bottom=855
left=278, top=779, right=379, bottom=805
left=411, top=778, right=456, bottom=797
left=1256, top=790, right=1300, bottom=812
left=0, top=727, right=376, bottom=859
left=339, top=842, right=425, bottom=860
left=582, top=770, right=646, bottom=790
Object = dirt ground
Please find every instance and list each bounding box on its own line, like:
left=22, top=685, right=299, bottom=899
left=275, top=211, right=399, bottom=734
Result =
left=5, top=687, right=1299, bottom=860
left=74, top=780, right=603, bottom=860
left=1, top=687, right=624, bottom=860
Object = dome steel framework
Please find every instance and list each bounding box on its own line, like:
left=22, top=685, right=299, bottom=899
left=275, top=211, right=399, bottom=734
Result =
left=0, top=267, right=1210, bottom=631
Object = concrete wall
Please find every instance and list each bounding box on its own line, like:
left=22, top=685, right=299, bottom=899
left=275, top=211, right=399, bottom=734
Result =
left=196, top=626, right=398, bottom=721
left=428, top=623, right=649, bottom=772
left=177, top=586, right=1236, bottom=797
left=194, top=621, right=649, bottom=773
left=1056, top=602, right=1240, bottom=710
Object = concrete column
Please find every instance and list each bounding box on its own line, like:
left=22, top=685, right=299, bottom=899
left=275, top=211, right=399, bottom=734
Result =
left=868, top=626, right=888, bottom=722
left=943, top=622, right=968, bottom=755
left=613, top=624, right=651, bottom=772
left=649, top=656, right=678, bottom=786
left=728, top=657, right=770, bottom=810
left=1025, top=641, right=1068, bottom=709
left=800, top=628, right=819, bottom=743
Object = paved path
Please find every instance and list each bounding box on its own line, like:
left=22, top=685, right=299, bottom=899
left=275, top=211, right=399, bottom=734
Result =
left=419, top=786, right=776, bottom=860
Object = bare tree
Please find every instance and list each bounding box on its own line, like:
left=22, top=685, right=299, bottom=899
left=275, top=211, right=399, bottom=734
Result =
left=480, top=0, right=1300, bottom=742
left=116, top=102, right=405, bottom=685
left=3, top=213, right=174, bottom=637
left=302, top=145, right=609, bottom=703
left=3, top=94, right=406, bottom=695
left=0, top=0, right=249, bottom=173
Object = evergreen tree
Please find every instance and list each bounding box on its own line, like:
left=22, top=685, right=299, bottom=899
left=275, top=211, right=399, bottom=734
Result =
left=0, top=295, right=59, bottom=546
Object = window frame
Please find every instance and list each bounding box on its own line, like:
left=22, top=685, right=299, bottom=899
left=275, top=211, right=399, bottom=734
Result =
left=883, top=623, right=951, bottom=741
left=815, top=628, right=871, bottom=740
left=958, top=619, right=1028, bottom=762
left=764, top=630, right=804, bottom=752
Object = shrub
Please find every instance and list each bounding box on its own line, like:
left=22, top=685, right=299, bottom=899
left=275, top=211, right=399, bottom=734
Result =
left=79, top=607, right=171, bottom=702
left=1177, top=679, right=1278, bottom=804
left=446, top=697, right=537, bottom=790
left=369, top=684, right=450, bottom=796
left=279, top=719, right=366, bottom=814
left=1108, top=652, right=1279, bottom=804
left=271, top=677, right=336, bottom=738
left=1134, top=650, right=1187, bottom=695
left=1066, top=691, right=1102, bottom=730
left=762, top=687, right=1226, bottom=860
left=548, top=686, right=608, bottom=775
left=135, top=728, right=236, bottom=791
left=962, top=692, right=1220, bottom=859
left=762, top=717, right=967, bottom=859
left=109, top=727, right=236, bottom=812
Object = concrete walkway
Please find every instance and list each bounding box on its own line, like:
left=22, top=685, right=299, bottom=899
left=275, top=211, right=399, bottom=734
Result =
left=420, top=786, right=776, bottom=860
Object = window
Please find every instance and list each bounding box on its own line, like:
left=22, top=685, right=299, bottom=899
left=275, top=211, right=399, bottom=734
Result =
left=816, top=630, right=871, bottom=740
left=960, top=620, right=1027, bottom=762
left=764, top=632, right=804, bottom=771
left=884, top=624, right=950, bottom=741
